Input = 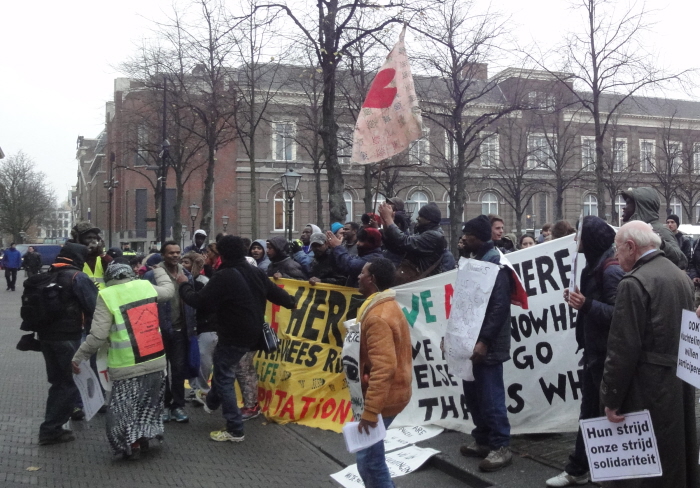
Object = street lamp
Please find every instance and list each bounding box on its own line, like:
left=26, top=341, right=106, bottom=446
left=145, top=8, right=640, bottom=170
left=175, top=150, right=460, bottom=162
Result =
left=280, top=169, right=302, bottom=241
left=404, top=200, right=418, bottom=218
left=222, top=215, right=229, bottom=233
left=104, top=152, right=119, bottom=248
left=181, top=229, right=187, bottom=249
left=189, top=203, right=200, bottom=236
left=19, top=231, right=26, bottom=244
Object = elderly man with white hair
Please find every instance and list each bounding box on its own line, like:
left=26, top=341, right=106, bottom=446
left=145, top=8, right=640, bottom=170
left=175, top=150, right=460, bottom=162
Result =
left=600, top=221, right=697, bottom=488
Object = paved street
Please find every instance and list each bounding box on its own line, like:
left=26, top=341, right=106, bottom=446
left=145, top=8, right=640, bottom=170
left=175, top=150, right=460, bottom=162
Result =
left=2, top=278, right=697, bottom=488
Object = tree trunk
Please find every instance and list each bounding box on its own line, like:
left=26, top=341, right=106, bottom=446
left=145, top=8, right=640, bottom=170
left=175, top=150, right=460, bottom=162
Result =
left=249, top=140, right=257, bottom=238
left=173, top=169, right=184, bottom=246
left=315, top=161, right=325, bottom=230
left=448, top=182, right=466, bottom=258
left=555, top=185, right=564, bottom=221
left=199, top=142, right=216, bottom=235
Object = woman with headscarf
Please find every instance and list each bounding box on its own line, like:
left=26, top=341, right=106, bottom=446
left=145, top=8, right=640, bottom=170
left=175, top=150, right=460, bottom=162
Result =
left=71, top=262, right=174, bottom=460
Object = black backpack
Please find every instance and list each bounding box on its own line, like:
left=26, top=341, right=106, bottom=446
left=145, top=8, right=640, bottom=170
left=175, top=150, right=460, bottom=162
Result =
left=20, top=269, right=79, bottom=332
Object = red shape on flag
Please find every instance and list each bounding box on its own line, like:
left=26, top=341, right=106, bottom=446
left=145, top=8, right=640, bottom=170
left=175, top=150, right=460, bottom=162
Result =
left=363, top=69, right=397, bottom=108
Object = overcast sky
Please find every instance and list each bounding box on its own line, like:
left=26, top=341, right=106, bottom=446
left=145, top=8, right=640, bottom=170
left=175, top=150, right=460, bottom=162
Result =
left=1, top=0, right=696, bottom=201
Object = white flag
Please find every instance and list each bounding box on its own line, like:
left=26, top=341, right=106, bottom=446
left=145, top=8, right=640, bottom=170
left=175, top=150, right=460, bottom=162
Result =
left=350, top=27, right=422, bottom=164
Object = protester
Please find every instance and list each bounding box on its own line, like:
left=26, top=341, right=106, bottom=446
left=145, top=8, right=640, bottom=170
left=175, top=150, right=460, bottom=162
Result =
left=34, top=243, right=97, bottom=445
left=620, top=187, right=687, bottom=269
left=500, top=233, right=516, bottom=253
left=266, top=237, right=306, bottom=280
left=602, top=221, right=697, bottom=487
left=71, top=262, right=174, bottom=459
left=203, top=243, right=220, bottom=278
left=360, top=213, right=382, bottom=229
left=308, top=233, right=347, bottom=286
left=518, top=234, right=536, bottom=249
left=489, top=215, right=505, bottom=245
left=537, top=223, right=552, bottom=243
left=105, top=247, right=123, bottom=261
left=22, top=246, right=42, bottom=277
left=342, top=222, right=360, bottom=256
left=386, top=197, right=411, bottom=234
left=546, top=216, right=624, bottom=487
left=458, top=215, right=514, bottom=472
left=326, top=228, right=383, bottom=288
left=331, top=222, right=344, bottom=238
left=144, top=242, right=196, bottom=424
left=2, top=243, right=22, bottom=291
left=178, top=236, right=296, bottom=442
left=550, top=220, right=576, bottom=239
left=665, top=214, right=691, bottom=263
left=355, top=258, right=412, bottom=487
left=248, top=239, right=270, bottom=272
left=379, top=202, right=446, bottom=283
left=70, top=222, right=113, bottom=290
left=184, top=229, right=208, bottom=255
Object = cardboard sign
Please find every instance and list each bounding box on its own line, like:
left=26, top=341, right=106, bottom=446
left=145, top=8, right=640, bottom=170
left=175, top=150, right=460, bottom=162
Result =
left=677, top=309, right=700, bottom=389
left=125, top=302, right=163, bottom=358
left=580, top=411, right=662, bottom=482
left=72, top=360, right=105, bottom=421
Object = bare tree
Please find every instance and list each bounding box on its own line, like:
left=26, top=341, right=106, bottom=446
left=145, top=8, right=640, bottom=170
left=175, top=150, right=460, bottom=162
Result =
left=0, top=151, right=55, bottom=242
left=675, top=123, right=700, bottom=223
left=411, top=0, right=518, bottom=253
left=650, top=114, right=685, bottom=219
left=544, top=0, right=685, bottom=219
left=263, top=0, right=403, bottom=223
left=599, top=118, right=635, bottom=224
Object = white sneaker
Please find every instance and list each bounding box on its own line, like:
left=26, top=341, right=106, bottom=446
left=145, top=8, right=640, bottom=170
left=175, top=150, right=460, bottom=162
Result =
left=195, top=390, right=212, bottom=413
left=545, top=471, right=590, bottom=487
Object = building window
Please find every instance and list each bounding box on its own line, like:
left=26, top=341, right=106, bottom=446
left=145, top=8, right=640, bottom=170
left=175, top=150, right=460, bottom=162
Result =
left=274, top=190, right=294, bottom=231
left=639, top=139, right=655, bottom=173
left=670, top=196, right=682, bottom=221
left=343, top=191, right=354, bottom=223
left=480, top=134, right=498, bottom=168
left=482, top=192, right=498, bottom=215
left=668, top=141, right=682, bottom=173
left=612, top=138, right=627, bottom=172
left=134, top=124, right=148, bottom=166
left=410, top=190, right=429, bottom=211
left=583, top=194, right=598, bottom=217
left=444, top=132, right=457, bottom=164
left=273, top=122, right=295, bottom=162
left=338, top=127, right=353, bottom=164
left=693, top=143, right=700, bottom=174
left=371, top=193, right=386, bottom=213
left=615, top=195, right=625, bottom=226
left=528, top=134, right=555, bottom=169
left=409, top=128, right=430, bottom=165
left=581, top=137, right=595, bottom=171
left=526, top=91, right=556, bottom=111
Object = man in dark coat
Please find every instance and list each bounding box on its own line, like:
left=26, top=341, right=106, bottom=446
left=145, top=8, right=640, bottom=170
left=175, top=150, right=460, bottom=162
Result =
left=378, top=201, right=446, bottom=278
left=326, top=227, right=384, bottom=288
left=620, top=187, right=687, bottom=269
left=266, top=236, right=306, bottom=280
left=458, top=215, right=514, bottom=472
left=665, top=214, right=692, bottom=263
left=22, top=246, right=43, bottom=277
left=546, top=216, right=624, bottom=487
left=307, top=232, right=347, bottom=286
left=601, top=220, right=697, bottom=488
left=177, top=236, right=296, bottom=442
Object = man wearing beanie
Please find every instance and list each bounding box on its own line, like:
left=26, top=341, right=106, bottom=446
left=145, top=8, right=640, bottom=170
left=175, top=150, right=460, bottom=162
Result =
left=665, top=214, right=691, bottom=263
left=378, top=201, right=447, bottom=283
left=458, top=215, right=514, bottom=472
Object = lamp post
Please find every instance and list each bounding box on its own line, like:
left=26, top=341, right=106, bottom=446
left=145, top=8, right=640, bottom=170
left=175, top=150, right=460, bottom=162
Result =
left=404, top=200, right=418, bottom=219
left=189, top=203, right=200, bottom=237
left=103, top=152, right=119, bottom=248
left=280, top=169, right=302, bottom=241
left=181, top=229, right=187, bottom=250
left=19, top=231, right=26, bottom=244
left=222, top=215, right=229, bottom=233
left=159, top=76, right=170, bottom=246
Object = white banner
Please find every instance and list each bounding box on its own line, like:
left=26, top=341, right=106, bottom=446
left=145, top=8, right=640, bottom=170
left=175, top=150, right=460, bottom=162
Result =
left=392, top=235, right=583, bottom=434
left=72, top=360, right=105, bottom=421
left=677, top=309, right=700, bottom=388
left=445, top=258, right=499, bottom=381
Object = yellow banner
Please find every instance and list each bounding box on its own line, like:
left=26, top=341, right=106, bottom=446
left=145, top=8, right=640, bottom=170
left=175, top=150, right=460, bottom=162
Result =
left=256, top=279, right=364, bottom=432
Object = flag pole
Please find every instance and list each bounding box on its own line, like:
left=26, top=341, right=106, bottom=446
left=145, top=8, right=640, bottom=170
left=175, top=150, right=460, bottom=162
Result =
left=373, top=159, right=387, bottom=213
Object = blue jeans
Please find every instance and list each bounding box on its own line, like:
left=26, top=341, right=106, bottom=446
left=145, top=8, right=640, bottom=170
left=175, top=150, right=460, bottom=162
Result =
left=163, top=328, right=188, bottom=409
left=206, top=343, right=249, bottom=434
left=356, top=415, right=395, bottom=488
left=39, top=339, right=80, bottom=440
left=462, top=362, right=510, bottom=449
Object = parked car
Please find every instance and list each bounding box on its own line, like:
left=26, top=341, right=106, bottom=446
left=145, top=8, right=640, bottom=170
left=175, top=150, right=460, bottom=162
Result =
left=15, top=244, right=63, bottom=270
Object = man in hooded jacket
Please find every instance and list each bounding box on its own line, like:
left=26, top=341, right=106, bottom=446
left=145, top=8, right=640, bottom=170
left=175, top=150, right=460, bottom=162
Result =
left=620, top=187, right=687, bottom=269
left=249, top=239, right=270, bottom=272
left=184, top=229, right=208, bottom=255
left=266, top=236, right=306, bottom=280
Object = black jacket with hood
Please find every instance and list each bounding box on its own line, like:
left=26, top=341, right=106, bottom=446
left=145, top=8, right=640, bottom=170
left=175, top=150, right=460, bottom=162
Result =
left=382, top=221, right=446, bottom=276
left=266, top=236, right=307, bottom=280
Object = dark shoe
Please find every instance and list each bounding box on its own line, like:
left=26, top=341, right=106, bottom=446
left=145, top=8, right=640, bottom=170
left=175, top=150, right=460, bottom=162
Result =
left=39, top=429, right=76, bottom=446
left=70, top=407, right=85, bottom=421
left=162, top=410, right=171, bottom=423
left=138, top=437, right=150, bottom=453
left=460, top=442, right=490, bottom=458
left=479, top=446, right=513, bottom=472
left=170, top=407, right=189, bottom=423
left=241, top=404, right=261, bottom=421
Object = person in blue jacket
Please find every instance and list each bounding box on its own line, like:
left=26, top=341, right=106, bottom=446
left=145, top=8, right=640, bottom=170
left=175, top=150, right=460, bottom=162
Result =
left=2, top=242, right=22, bottom=291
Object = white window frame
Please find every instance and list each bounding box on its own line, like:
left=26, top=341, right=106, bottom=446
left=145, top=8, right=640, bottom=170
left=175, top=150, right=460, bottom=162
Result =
left=338, top=126, right=353, bottom=164
left=343, top=191, right=354, bottom=223
left=481, top=192, right=499, bottom=215
left=670, top=196, right=682, bottom=221
left=409, top=128, right=430, bottom=165
left=581, top=136, right=595, bottom=171
left=639, top=139, right=655, bottom=173
left=668, top=141, right=683, bottom=174
left=273, top=190, right=294, bottom=232
left=480, top=134, right=499, bottom=168
left=615, top=195, right=625, bottom=226
left=612, top=138, right=627, bottom=172
left=134, top=124, right=148, bottom=167
left=528, top=133, right=555, bottom=170
left=410, top=190, right=429, bottom=211
left=272, top=122, right=296, bottom=162
left=583, top=194, right=598, bottom=217
left=371, top=192, right=386, bottom=213
left=444, top=131, right=457, bottom=164
left=693, top=143, right=700, bottom=174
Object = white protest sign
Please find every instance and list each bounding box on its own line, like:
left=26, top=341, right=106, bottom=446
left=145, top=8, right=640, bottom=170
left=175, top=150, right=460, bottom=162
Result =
left=383, top=425, right=443, bottom=452
left=580, top=411, right=661, bottom=482
left=95, top=342, right=111, bottom=392
left=677, top=309, right=700, bottom=389
left=72, top=360, right=105, bottom=421
left=445, top=257, right=499, bottom=381
left=330, top=445, right=440, bottom=488
left=341, top=319, right=364, bottom=420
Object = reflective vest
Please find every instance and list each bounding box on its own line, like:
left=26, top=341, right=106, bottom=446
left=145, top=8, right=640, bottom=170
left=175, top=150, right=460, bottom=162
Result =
left=83, top=257, right=105, bottom=290
left=99, top=280, right=164, bottom=370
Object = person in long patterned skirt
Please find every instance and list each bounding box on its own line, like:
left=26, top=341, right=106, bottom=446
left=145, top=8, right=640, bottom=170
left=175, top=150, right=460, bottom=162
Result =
left=72, top=262, right=174, bottom=459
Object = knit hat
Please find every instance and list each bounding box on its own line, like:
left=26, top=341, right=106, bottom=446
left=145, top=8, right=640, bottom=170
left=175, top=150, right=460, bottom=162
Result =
left=462, top=215, right=492, bottom=242
left=106, top=247, right=123, bottom=260
left=104, top=262, right=135, bottom=283
left=145, top=253, right=163, bottom=267
left=418, top=202, right=442, bottom=224
left=331, top=222, right=344, bottom=234
left=667, top=214, right=680, bottom=227
left=358, top=228, right=382, bottom=249
left=71, top=221, right=101, bottom=241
